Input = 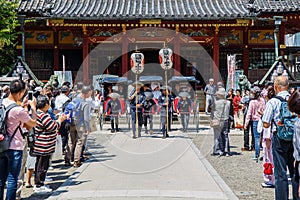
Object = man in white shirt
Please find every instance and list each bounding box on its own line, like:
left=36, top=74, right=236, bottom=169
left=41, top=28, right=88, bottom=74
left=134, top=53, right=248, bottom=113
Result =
left=55, top=86, right=70, bottom=113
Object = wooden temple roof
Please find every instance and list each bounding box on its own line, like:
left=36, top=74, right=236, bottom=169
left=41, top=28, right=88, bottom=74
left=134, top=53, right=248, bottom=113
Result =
left=18, top=0, right=300, bottom=20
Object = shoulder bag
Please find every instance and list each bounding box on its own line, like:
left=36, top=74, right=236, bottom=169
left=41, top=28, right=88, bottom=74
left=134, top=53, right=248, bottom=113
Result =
left=210, top=100, right=227, bottom=128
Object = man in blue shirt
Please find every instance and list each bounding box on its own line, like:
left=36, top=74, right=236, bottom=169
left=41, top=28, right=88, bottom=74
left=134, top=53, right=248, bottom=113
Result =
left=262, top=76, right=298, bottom=199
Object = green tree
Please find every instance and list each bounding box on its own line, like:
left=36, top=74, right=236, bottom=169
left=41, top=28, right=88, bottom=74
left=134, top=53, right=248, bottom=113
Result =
left=0, top=0, right=18, bottom=75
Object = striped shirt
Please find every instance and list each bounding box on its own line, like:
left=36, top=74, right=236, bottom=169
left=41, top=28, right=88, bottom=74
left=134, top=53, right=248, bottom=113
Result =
left=262, top=91, right=290, bottom=133
left=33, top=111, right=59, bottom=156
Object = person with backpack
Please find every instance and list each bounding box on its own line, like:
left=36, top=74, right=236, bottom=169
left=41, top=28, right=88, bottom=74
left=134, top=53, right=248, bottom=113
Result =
left=65, top=85, right=92, bottom=167
left=0, top=79, right=37, bottom=200
left=262, top=76, right=299, bottom=200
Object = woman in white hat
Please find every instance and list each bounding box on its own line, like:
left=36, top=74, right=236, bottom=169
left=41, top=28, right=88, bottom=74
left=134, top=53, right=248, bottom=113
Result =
left=211, top=88, right=231, bottom=157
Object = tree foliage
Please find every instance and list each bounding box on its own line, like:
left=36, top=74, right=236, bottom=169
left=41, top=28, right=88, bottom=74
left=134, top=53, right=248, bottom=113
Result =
left=0, top=0, right=18, bottom=75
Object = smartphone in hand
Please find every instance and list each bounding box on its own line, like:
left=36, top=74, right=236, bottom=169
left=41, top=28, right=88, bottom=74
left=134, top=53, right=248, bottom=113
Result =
left=28, top=91, right=33, bottom=100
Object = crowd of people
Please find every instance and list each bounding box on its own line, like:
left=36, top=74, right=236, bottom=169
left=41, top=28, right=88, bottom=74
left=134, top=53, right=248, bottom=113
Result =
left=0, top=79, right=96, bottom=199
left=207, top=75, right=300, bottom=200
left=106, top=82, right=195, bottom=139
left=0, top=77, right=197, bottom=199
left=2, top=74, right=300, bottom=200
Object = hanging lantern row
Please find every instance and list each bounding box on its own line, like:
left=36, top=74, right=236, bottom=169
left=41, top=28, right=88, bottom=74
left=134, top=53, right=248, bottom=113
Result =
left=130, top=48, right=173, bottom=74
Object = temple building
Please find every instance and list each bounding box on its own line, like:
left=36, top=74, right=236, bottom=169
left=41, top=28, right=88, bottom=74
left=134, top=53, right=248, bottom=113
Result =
left=17, top=0, right=300, bottom=84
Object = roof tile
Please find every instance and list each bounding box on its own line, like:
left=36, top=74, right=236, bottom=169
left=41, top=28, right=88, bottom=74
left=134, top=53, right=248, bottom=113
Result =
left=17, top=0, right=300, bottom=20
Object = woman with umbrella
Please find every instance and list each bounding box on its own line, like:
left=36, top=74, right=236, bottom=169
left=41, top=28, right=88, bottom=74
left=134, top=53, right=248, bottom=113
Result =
left=176, top=92, right=192, bottom=132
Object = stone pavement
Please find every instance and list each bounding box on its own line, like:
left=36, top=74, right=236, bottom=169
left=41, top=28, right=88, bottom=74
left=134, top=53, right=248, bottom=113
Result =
left=48, top=125, right=238, bottom=200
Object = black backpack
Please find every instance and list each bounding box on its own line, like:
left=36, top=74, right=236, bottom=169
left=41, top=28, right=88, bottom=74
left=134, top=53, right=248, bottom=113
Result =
left=0, top=99, right=21, bottom=153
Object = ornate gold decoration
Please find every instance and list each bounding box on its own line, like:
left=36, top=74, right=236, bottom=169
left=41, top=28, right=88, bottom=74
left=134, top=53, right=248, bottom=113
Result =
left=215, top=25, right=219, bottom=35
left=280, top=44, right=286, bottom=48
left=175, top=24, right=179, bottom=33
left=82, top=26, right=87, bottom=35
left=48, top=19, right=64, bottom=26
left=236, top=19, right=250, bottom=25
left=122, top=24, right=126, bottom=34
left=140, top=19, right=161, bottom=24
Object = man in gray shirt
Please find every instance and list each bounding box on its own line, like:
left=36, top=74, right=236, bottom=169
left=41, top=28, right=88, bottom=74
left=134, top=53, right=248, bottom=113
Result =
left=65, top=85, right=92, bottom=167
left=204, top=78, right=216, bottom=115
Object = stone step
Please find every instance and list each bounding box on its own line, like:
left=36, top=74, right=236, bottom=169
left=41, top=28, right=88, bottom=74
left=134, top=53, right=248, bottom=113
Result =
left=95, top=113, right=211, bottom=126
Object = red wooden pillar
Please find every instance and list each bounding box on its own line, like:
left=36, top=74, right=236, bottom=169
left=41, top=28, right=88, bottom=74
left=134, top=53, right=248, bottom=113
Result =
left=174, top=36, right=180, bottom=76
left=53, top=29, right=59, bottom=71
left=82, top=26, right=89, bottom=84
left=243, top=27, right=249, bottom=76
left=279, top=23, right=285, bottom=57
left=213, top=26, right=220, bottom=82
left=122, top=34, right=128, bottom=76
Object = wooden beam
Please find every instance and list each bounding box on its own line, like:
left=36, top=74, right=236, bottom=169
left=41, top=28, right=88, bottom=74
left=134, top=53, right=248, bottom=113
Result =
left=82, top=26, right=89, bottom=84
left=122, top=34, right=128, bottom=76
left=243, top=27, right=249, bottom=76
left=213, top=25, right=219, bottom=82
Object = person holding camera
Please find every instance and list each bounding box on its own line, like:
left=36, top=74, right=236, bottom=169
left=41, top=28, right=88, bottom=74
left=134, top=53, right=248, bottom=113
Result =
left=0, top=79, right=37, bottom=200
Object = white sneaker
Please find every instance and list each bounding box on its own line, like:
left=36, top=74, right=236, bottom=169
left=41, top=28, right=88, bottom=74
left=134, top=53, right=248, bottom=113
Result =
left=45, top=176, right=53, bottom=182
left=33, top=185, right=52, bottom=193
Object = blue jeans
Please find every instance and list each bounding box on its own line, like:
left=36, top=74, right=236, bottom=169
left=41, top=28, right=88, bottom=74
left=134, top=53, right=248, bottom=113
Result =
left=272, top=134, right=299, bottom=200
left=180, top=113, right=190, bottom=130
left=252, top=121, right=260, bottom=158
left=0, top=150, right=23, bottom=200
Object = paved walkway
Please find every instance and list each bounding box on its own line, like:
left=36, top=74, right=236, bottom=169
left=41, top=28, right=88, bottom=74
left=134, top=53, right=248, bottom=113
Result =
left=49, top=128, right=238, bottom=200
